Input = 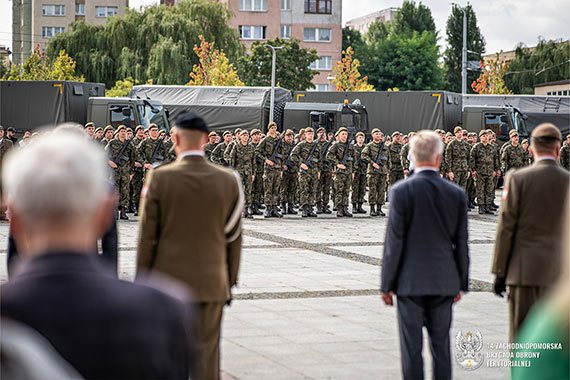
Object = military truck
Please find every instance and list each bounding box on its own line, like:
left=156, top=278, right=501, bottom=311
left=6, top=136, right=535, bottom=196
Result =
left=282, top=101, right=369, bottom=135
left=0, top=81, right=170, bottom=135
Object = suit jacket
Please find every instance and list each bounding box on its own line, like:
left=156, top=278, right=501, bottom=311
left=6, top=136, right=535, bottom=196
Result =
left=1, top=252, right=193, bottom=380
left=492, top=159, right=570, bottom=286
left=381, top=170, right=469, bottom=296
left=137, top=154, right=242, bottom=303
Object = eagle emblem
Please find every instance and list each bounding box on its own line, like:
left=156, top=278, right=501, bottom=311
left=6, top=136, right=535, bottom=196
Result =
left=455, top=330, right=484, bottom=370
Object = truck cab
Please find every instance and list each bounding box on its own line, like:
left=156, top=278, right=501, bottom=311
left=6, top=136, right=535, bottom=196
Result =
left=282, top=101, right=369, bottom=135
left=87, top=97, right=170, bottom=131
left=462, top=106, right=529, bottom=143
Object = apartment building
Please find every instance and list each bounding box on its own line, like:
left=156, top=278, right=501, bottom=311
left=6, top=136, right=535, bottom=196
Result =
left=345, top=7, right=398, bottom=35
left=218, top=0, right=342, bottom=91
left=12, top=0, right=127, bottom=65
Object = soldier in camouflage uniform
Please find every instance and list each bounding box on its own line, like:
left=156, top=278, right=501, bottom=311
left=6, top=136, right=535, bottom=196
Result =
left=470, top=130, right=499, bottom=215
left=437, top=130, right=448, bottom=179
left=361, top=128, right=390, bottom=216
left=488, top=131, right=502, bottom=210
left=559, top=134, right=570, bottom=171
left=291, top=127, right=321, bottom=217
left=129, top=125, right=145, bottom=215
left=521, top=139, right=533, bottom=166
left=327, top=127, right=356, bottom=217
left=230, top=129, right=256, bottom=218
left=400, top=132, right=415, bottom=177
left=250, top=129, right=265, bottom=214
left=211, top=131, right=232, bottom=166
left=280, top=129, right=298, bottom=215
left=204, top=132, right=218, bottom=161
left=256, top=122, right=284, bottom=218
left=466, top=132, right=478, bottom=207
left=138, top=124, right=168, bottom=171
left=388, top=131, right=404, bottom=185
left=224, top=128, right=242, bottom=166
left=445, top=126, right=471, bottom=192
left=105, top=125, right=136, bottom=220
left=351, top=132, right=367, bottom=214
left=501, top=130, right=526, bottom=173
left=316, top=128, right=333, bottom=214
left=101, top=125, right=114, bottom=147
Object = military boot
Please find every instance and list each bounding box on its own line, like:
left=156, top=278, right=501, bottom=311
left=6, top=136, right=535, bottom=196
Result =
left=377, top=205, right=386, bottom=216
left=251, top=204, right=263, bottom=215
left=282, top=202, right=288, bottom=215
left=470, top=199, right=477, bottom=208
left=352, top=203, right=358, bottom=214
left=336, top=205, right=343, bottom=217
left=357, top=203, right=366, bottom=214
left=308, top=205, right=317, bottom=217
left=325, top=204, right=332, bottom=214
left=316, top=202, right=325, bottom=214
left=484, top=205, right=495, bottom=215
left=302, top=205, right=309, bottom=217
left=343, top=205, right=353, bottom=217
left=478, top=206, right=485, bottom=215
left=490, top=202, right=499, bottom=210
left=272, top=206, right=283, bottom=218
left=370, top=205, right=378, bottom=216
left=264, top=207, right=272, bottom=218
left=467, top=202, right=474, bottom=210
left=243, top=208, right=253, bottom=219
left=119, top=208, right=129, bottom=220
left=332, top=205, right=337, bottom=211
left=287, top=202, right=298, bottom=215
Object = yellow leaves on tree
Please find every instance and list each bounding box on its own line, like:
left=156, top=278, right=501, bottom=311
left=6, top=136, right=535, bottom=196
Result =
left=331, top=47, right=374, bottom=91
left=471, top=53, right=512, bottom=95
left=187, top=35, right=243, bottom=87
left=2, top=45, right=83, bottom=81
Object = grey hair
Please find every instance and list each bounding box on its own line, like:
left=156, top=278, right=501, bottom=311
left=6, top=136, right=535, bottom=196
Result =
left=410, top=130, right=443, bottom=163
left=2, top=131, right=109, bottom=225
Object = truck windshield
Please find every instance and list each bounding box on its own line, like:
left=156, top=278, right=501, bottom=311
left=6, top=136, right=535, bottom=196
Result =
left=511, top=111, right=529, bottom=137
left=137, top=104, right=168, bottom=131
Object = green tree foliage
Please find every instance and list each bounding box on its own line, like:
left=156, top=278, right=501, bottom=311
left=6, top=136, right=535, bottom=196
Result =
left=47, top=0, right=244, bottom=87
left=443, top=4, right=486, bottom=93
left=0, top=60, right=8, bottom=79
left=505, top=39, right=570, bottom=94
left=106, top=77, right=140, bottom=97
left=342, top=27, right=364, bottom=53
left=2, top=46, right=83, bottom=81
left=237, top=38, right=319, bottom=92
left=391, top=0, right=436, bottom=37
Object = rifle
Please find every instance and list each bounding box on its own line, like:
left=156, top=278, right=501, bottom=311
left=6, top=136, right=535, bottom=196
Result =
left=149, top=136, right=165, bottom=164
left=373, top=141, right=387, bottom=174
left=337, top=132, right=354, bottom=174
left=283, top=141, right=299, bottom=173
left=320, top=138, right=334, bottom=165
left=266, top=136, right=284, bottom=170
left=112, top=137, right=134, bottom=168
left=300, top=141, right=320, bottom=174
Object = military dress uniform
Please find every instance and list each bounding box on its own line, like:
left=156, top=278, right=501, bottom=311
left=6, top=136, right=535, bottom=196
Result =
left=105, top=128, right=136, bottom=219
left=361, top=133, right=390, bottom=216
left=230, top=138, right=256, bottom=218
left=291, top=132, right=321, bottom=217
left=326, top=128, right=356, bottom=217
left=280, top=132, right=298, bottom=215
left=317, top=136, right=334, bottom=214
left=388, top=134, right=404, bottom=185
left=470, top=135, right=499, bottom=214
left=256, top=134, right=284, bottom=218
left=351, top=134, right=367, bottom=214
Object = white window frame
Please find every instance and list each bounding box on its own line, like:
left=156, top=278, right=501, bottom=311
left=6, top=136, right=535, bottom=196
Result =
left=315, top=84, right=330, bottom=91
left=310, top=56, right=331, bottom=70
left=239, top=0, right=267, bottom=11
left=95, top=6, right=118, bottom=18
left=75, top=3, right=85, bottom=15
left=303, top=28, right=331, bottom=42
left=42, top=4, right=65, bottom=16
left=42, top=26, right=65, bottom=38
left=280, top=25, right=291, bottom=39
left=239, top=25, right=266, bottom=40
left=281, top=0, right=291, bottom=10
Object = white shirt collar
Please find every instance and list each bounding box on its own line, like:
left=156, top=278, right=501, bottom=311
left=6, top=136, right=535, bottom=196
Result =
left=414, top=166, right=438, bottom=173
left=178, top=150, right=205, bottom=158
left=536, top=155, right=556, bottom=162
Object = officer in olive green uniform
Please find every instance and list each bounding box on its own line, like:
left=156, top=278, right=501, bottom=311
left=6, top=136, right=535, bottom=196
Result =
left=470, top=130, right=499, bottom=215
left=291, top=127, right=321, bottom=217
left=250, top=129, right=265, bottom=214
left=316, top=128, right=333, bottom=214
left=501, top=130, right=526, bottom=173
left=445, top=126, right=471, bottom=192
left=105, top=125, right=136, bottom=220
left=204, top=132, right=218, bottom=161
left=361, top=128, right=390, bottom=216
left=559, top=134, right=570, bottom=171
left=351, top=132, right=367, bottom=214
left=129, top=125, right=146, bottom=215
left=388, top=131, right=404, bottom=185
left=138, top=124, right=168, bottom=171
left=327, top=127, right=356, bottom=217
left=211, top=131, right=232, bottom=167
left=280, top=129, right=298, bottom=215
left=256, top=122, right=284, bottom=218
left=230, top=129, right=256, bottom=218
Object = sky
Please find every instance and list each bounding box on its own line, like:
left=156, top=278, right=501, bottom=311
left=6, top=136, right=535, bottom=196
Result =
left=1, top=0, right=568, bottom=56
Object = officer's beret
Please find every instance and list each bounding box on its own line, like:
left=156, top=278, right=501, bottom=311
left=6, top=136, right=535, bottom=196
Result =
left=172, top=111, right=208, bottom=133
left=135, top=125, right=144, bottom=133
left=509, top=129, right=518, bottom=137
left=116, top=125, right=126, bottom=133
left=478, top=130, right=487, bottom=137
left=223, top=131, right=231, bottom=137
left=95, top=127, right=103, bottom=133
left=251, top=129, right=261, bottom=135
left=338, top=127, right=348, bottom=134
left=208, top=131, right=218, bottom=137
left=317, top=127, right=326, bottom=134
left=305, top=127, right=315, bottom=133
left=285, top=129, right=294, bottom=136
left=521, top=139, right=529, bottom=144
left=85, top=122, right=95, bottom=129
left=371, top=128, right=381, bottom=135
left=356, top=131, right=365, bottom=138
left=391, top=131, right=401, bottom=137
left=531, top=123, right=561, bottom=141
left=454, top=126, right=462, bottom=134
left=299, top=128, right=306, bottom=135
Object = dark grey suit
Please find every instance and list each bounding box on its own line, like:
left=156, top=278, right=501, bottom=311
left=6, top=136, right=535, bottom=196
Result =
left=381, top=170, right=469, bottom=380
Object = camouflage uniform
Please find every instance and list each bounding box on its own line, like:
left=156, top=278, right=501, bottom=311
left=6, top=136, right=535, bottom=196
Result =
left=388, top=141, right=404, bottom=185
left=291, top=140, right=321, bottom=215
left=280, top=140, right=298, bottom=212
left=470, top=142, right=499, bottom=211
left=317, top=138, right=334, bottom=213
left=204, top=142, right=218, bottom=161
left=211, top=142, right=230, bottom=166
left=501, top=143, right=526, bottom=173
left=351, top=143, right=367, bottom=207
left=361, top=140, right=390, bottom=215
left=224, top=141, right=237, bottom=167
left=440, top=142, right=448, bottom=178
left=400, top=143, right=411, bottom=175
left=252, top=141, right=265, bottom=210
left=490, top=141, right=501, bottom=190
left=445, top=138, right=470, bottom=190
left=105, top=137, right=136, bottom=210
left=230, top=142, right=256, bottom=211
left=256, top=135, right=284, bottom=212
left=138, top=137, right=168, bottom=169
left=559, top=143, right=570, bottom=171
left=129, top=136, right=145, bottom=211
left=326, top=139, right=355, bottom=212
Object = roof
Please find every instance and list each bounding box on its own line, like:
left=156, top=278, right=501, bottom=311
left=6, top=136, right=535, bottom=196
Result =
left=534, top=79, right=570, bottom=88
left=284, top=102, right=343, bottom=112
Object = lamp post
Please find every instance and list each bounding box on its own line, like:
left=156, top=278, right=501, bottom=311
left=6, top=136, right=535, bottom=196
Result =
left=450, top=3, right=467, bottom=95
left=264, top=44, right=284, bottom=123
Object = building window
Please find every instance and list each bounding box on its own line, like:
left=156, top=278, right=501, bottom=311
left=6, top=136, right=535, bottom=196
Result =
left=303, top=28, right=331, bottom=42
left=315, top=84, right=330, bottom=91
left=239, top=25, right=267, bottom=40
left=305, top=0, right=332, bottom=14
left=42, top=26, right=65, bottom=38
left=95, top=6, right=118, bottom=18
left=310, top=56, right=331, bottom=70
left=75, top=3, right=85, bottom=15
left=239, top=0, right=267, bottom=11
left=280, top=25, right=291, bottom=39
left=42, top=5, right=65, bottom=16
left=281, top=0, right=291, bottom=10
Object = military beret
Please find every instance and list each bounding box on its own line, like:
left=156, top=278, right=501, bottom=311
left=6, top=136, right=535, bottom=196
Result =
left=408, top=132, right=416, bottom=138
left=148, top=123, right=159, bottom=130
left=299, top=128, right=306, bottom=135
left=222, top=131, right=231, bottom=137
left=486, top=129, right=494, bottom=134
left=208, top=131, right=218, bottom=137
left=84, top=122, right=95, bottom=129
left=239, top=129, right=249, bottom=135
left=7, top=127, right=15, bottom=132
left=172, top=111, right=208, bottom=133
left=434, top=129, right=441, bottom=133
left=126, top=127, right=133, bottom=133
left=95, top=127, right=103, bottom=133
left=531, top=123, right=561, bottom=141
left=234, top=128, right=242, bottom=134
left=446, top=132, right=453, bottom=136
left=371, top=128, right=381, bottom=135
left=356, top=131, right=365, bottom=138
left=521, top=139, right=529, bottom=144
left=478, top=130, right=487, bottom=137
left=317, top=127, right=326, bottom=134
left=103, top=125, right=114, bottom=134
left=135, top=125, right=144, bottom=133
left=567, top=134, right=570, bottom=139
left=305, top=127, right=314, bottom=133
left=509, top=129, right=519, bottom=137
left=0, top=125, right=3, bottom=131
left=391, top=131, right=401, bottom=137
left=338, top=127, right=348, bottom=134
left=115, top=125, right=126, bottom=133
left=285, top=129, right=294, bottom=136
left=454, top=126, right=462, bottom=134
left=334, top=130, right=340, bottom=137
left=251, top=129, right=261, bottom=135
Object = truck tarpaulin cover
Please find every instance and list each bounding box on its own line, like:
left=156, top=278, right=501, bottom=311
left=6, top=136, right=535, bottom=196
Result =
left=464, top=95, right=570, bottom=136
left=0, top=81, right=105, bottom=132
left=130, top=85, right=292, bottom=131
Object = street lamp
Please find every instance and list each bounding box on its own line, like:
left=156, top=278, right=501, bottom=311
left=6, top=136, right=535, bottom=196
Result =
left=264, top=44, right=284, bottom=123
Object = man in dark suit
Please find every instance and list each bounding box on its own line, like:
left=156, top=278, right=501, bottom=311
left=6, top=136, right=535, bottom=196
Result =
left=492, top=123, right=570, bottom=342
left=381, top=130, right=469, bottom=380
left=1, top=130, right=194, bottom=379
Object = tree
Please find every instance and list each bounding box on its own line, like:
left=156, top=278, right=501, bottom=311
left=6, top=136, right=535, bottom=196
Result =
left=505, top=39, right=570, bottom=94
left=391, top=0, right=436, bottom=37
left=2, top=45, right=83, bottom=81
left=187, top=35, right=243, bottom=86
left=331, top=47, right=374, bottom=91
left=106, top=77, right=140, bottom=97
left=47, top=0, right=244, bottom=87
left=443, top=4, right=486, bottom=93
left=0, top=60, right=8, bottom=79
left=237, top=38, right=319, bottom=92
left=471, top=54, right=512, bottom=94
left=342, top=27, right=364, bottom=53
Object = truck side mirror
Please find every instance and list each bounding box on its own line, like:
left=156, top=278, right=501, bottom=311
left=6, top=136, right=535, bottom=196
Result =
left=122, top=107, right=132, bottom=117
